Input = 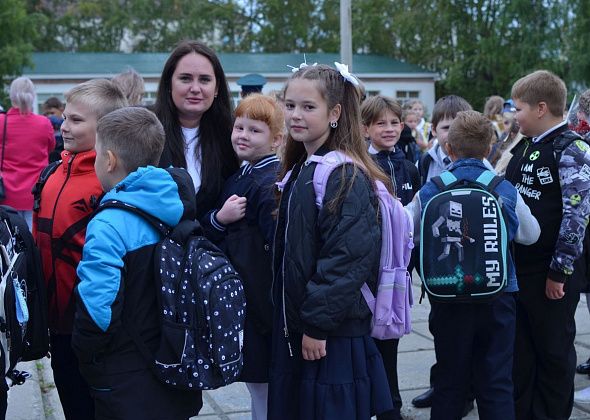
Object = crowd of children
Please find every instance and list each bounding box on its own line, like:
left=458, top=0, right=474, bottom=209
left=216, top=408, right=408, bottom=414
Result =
left=2, top=48, right=590, bottom=420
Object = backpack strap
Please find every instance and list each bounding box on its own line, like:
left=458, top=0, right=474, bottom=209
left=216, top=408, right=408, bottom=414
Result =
left=475, top=170, right=504, bottom=193
left=418, top=153, right=433, bottom=186
left=553, top=131, right=585, bottom=162
left=308, top=151, right=355, bottom=209
left=96, top=200, right=170, bottom=236
left=32, top=160, right=62, bottom=212
left=276, top=169, right=293, bottom=192
left=97, top=200, right=202, bottom=244
left=431, top=171, right=458, bottom=191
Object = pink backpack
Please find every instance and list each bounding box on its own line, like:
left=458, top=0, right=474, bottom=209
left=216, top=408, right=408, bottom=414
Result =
left=280, top=151, right=414, bottom=339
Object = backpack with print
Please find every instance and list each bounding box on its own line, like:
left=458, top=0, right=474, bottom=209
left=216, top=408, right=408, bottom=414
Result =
left=420, top=170, right=508, bottom=302
left=96, top=200, right=246, bottom=390
left=280, top=151, right=414, bottom=340
left=0, top=206, right=49, bottom=386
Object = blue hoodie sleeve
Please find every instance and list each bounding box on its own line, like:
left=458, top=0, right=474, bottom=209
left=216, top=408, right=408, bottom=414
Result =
left=72, top=217, right=126, bottom=361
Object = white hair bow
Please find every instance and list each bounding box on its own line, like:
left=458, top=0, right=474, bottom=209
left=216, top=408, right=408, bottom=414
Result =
left=334, top=62, right=360, bottom=86
left=287, top=54, right=318, bottom=73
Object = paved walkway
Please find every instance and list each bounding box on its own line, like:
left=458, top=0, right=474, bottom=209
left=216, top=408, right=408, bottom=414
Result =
left=7, top=277, right=590, bottom=419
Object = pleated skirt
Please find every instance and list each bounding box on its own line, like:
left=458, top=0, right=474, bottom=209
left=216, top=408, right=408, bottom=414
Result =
left=268, top=315, right=393, bottom=420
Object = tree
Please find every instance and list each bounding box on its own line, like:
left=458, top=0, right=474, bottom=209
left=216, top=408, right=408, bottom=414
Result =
left=0, top=0, right=42, bottom=106
left=564, top=0, right=590, bottom=90
left=24, top=0, right=590, bottom=107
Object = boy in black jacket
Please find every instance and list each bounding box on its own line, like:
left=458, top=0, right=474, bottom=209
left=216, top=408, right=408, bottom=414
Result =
left=360, top=95, right=419, bottom=420
left=506, top=70, right=590, bottom=419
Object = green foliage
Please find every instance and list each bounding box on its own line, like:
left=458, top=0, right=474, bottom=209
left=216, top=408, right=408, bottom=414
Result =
left=20, top=0, right=590, bottom=107
left=0, top=0, right=43, bottom=106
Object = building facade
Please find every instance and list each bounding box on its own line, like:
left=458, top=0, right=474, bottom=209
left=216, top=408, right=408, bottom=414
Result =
left=24, top=52, right=438, bottom=114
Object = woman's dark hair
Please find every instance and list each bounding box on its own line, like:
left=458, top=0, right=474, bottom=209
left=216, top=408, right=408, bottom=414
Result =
left=155, top=40, right=238, bottom=205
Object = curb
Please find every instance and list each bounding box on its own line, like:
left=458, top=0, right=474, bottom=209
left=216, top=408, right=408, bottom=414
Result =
left=36, top=357, right=65, bottom=420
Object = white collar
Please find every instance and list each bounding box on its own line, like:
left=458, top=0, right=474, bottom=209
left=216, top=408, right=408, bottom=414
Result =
left=532, top=120, right=567, bottom=143
left=240, top=155, right=279, bottom=176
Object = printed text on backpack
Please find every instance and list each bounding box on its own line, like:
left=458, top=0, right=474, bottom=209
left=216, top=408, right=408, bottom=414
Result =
left=420, top=170, right=508, bottom=302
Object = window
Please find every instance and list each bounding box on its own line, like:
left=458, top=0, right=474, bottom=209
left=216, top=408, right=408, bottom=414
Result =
left=396, top=90, right=420, bottom=102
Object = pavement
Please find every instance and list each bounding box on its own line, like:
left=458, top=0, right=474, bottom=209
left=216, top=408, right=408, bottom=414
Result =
left=7, top=276, right=590, bottom=419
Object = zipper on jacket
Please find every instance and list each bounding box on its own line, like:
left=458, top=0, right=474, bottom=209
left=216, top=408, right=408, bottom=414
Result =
left=279, top=162, right=307, bottom=358
left=387, top=156, right=397, bottom=192
left=48, top=153, right=75, bottom=317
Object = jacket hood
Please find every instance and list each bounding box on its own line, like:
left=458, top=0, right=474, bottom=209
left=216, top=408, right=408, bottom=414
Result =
left=102, top=166, right=196, bottom=226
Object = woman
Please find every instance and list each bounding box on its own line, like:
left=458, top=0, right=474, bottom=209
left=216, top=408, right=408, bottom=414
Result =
left=0, top=77, right=54, bottom=228
left=155, top=40, right=239, bottom=220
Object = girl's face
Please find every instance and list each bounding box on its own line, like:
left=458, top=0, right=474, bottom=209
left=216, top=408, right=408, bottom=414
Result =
left=171, top=52, right=218, bottom=127
left=283, top=79, right=340, bottom=155
left=411, top=103, right=424, bottom=120
left=231, top=116, right=277, bottom=162
left=404, top=114, right=419, bottom=130
left=365, top=110, right=404, bottom=151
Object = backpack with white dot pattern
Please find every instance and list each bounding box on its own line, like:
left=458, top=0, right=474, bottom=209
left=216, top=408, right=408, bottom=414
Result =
left=97, top=200, right=246, bottom=390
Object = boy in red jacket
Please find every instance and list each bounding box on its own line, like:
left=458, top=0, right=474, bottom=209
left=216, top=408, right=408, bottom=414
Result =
left=32, top=79, right=127, bottom=419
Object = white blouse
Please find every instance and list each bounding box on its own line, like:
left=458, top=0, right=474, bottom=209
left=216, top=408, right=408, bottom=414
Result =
left=181, top=126, right=201, bottom=192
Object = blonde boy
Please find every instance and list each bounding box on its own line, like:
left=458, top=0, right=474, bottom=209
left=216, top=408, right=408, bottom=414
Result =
left=32, top=79, right=127, bottom=419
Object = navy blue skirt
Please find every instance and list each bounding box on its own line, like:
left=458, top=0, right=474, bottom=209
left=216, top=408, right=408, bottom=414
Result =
left=268, top=316, right=393, bottom=419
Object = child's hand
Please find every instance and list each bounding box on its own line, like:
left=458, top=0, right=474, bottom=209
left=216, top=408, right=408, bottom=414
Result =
left=302, top=334, right=327, bottom=360
left=216, top=195, right=247, bottom=225
left=545, top=277, right=565, bottom=300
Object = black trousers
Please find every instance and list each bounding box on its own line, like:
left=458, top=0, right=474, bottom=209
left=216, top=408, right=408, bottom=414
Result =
left=50, top=333, right=95, bottom=420
left=0, top=382, right=6, bottom=420
left=374, top=338, right=402, bottom=420
left=427, top=299, right=474, bottom=402
left=513, top=274, right=579, bottom=420
left=430, top=294, right=516, bottom=420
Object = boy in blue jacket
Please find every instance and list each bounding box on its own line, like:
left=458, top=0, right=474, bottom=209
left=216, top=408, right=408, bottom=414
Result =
left=406, top=110, right=540, bottom=420
left=71, top=107, right=202, bottom=420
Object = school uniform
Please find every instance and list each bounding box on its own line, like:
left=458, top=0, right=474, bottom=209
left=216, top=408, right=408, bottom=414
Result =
left=203, top=155, right=280, bottom=384
left=270, top=147, right=393, bottom=420
left=369, top=144, right=419, bottom=420
left=406, top=158, right=540, bottom=420
left=505, top=122, right=590, bottom=419
left=369, top=144, right=420, bottom=206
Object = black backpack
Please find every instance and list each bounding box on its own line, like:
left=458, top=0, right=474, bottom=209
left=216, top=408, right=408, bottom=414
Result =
left=0, top=206, right=49, bottom=384
left=96, top=200, right=246, bottom=390
left=420, top=170, right=509, bottom=302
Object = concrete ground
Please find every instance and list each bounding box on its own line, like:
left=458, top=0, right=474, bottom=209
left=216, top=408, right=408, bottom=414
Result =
left=7, top=277, right=590, bottom=419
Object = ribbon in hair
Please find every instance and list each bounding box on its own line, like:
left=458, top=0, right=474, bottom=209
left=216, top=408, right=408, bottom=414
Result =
left=287, top=54, right=318, bottom=73
left=334, top=62, right=360, bottom=86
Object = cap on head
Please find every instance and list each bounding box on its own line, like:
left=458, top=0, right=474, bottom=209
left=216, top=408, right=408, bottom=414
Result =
left=503, top=99, right=516, bottom=113
left=237, top=73, right=267, bottom=96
